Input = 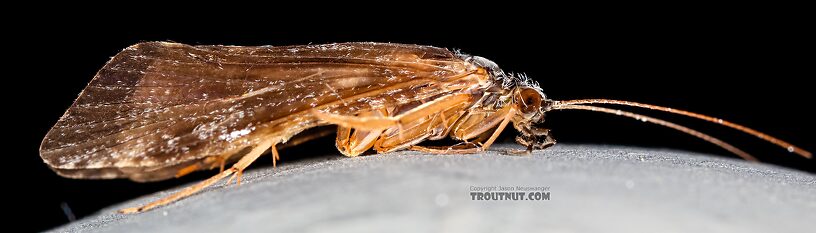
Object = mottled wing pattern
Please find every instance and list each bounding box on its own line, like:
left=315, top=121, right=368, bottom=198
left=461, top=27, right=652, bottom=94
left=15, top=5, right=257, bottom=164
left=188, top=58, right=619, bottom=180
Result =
left=40, top=42, right=483, bottom=181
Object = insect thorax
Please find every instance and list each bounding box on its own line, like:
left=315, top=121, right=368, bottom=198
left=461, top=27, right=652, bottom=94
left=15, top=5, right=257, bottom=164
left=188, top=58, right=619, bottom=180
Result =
left=460, top=54, right=546, bottom=111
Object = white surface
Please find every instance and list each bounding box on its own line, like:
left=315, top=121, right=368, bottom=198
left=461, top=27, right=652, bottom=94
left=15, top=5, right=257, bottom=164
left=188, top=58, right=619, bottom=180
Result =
left=49, top=144, right=816, bottom=233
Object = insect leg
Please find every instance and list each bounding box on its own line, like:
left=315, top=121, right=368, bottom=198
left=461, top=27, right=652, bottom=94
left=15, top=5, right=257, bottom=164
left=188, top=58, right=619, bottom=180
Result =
left=373, top=117, right=435, bottom=153
left=278, top=126, right=337, bottom=150
left=479, top=107, right=515, bottom=149
left=409, top=143, right=482, bottom=154
left=409, top=129, right=492, bottom=154
left=336, top=126, right=352, bottom=152
left=339, top=128, right=384, bottom=156
left=272, top=144, right=280, bottom=168
left=174, top=164, right=201, bottom=178
left=119, top=140, right=274, bottom=214
left=175, top=149, right=247, bottom=178
left=333, top=110, right=385, bottom=156
left=372, top=96, right=473, bottom=153
left=311, top=94, right=473, bottom=131
left=450, top=105, right=513, bottom=141
left=409, top=105, right=516, bottom=154
left=507, top=131, right=556, bottom=155
left=226, top=145, right=278, bottom=184
left=174, top=156, right=220, bottom=178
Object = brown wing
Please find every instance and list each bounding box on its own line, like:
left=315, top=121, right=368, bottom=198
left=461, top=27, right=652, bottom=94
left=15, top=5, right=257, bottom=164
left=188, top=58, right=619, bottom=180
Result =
left=40, top=42, right=487, bottom=181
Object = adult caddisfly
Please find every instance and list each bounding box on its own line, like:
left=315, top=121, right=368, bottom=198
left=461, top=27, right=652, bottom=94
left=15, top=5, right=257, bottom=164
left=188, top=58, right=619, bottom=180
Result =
left=39, top=42, right=810, bottom=213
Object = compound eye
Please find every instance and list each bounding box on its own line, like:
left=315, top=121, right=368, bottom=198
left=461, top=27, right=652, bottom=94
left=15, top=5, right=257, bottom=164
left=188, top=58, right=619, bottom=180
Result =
left=516, top=88, right=542, bottom=114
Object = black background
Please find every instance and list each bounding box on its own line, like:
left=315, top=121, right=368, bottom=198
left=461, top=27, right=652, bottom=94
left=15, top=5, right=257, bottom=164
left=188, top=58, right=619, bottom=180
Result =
left=11, top=13, right=813, bottom=232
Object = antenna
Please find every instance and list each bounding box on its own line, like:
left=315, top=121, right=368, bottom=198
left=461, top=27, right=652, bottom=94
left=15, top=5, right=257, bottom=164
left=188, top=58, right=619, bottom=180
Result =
left=547, top=99, right=811, bottom=159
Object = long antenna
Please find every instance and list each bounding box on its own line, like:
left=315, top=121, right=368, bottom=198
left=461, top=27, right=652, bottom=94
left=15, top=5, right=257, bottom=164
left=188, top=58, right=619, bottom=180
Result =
left=550, top=104, right=757, bottom=161
left=548, top=99, right=811, bottom=158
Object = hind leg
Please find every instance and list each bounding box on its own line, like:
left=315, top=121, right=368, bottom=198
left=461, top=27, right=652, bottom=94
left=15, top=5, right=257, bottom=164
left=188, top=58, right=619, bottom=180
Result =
left=119, top=140, right=275, bottom=213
